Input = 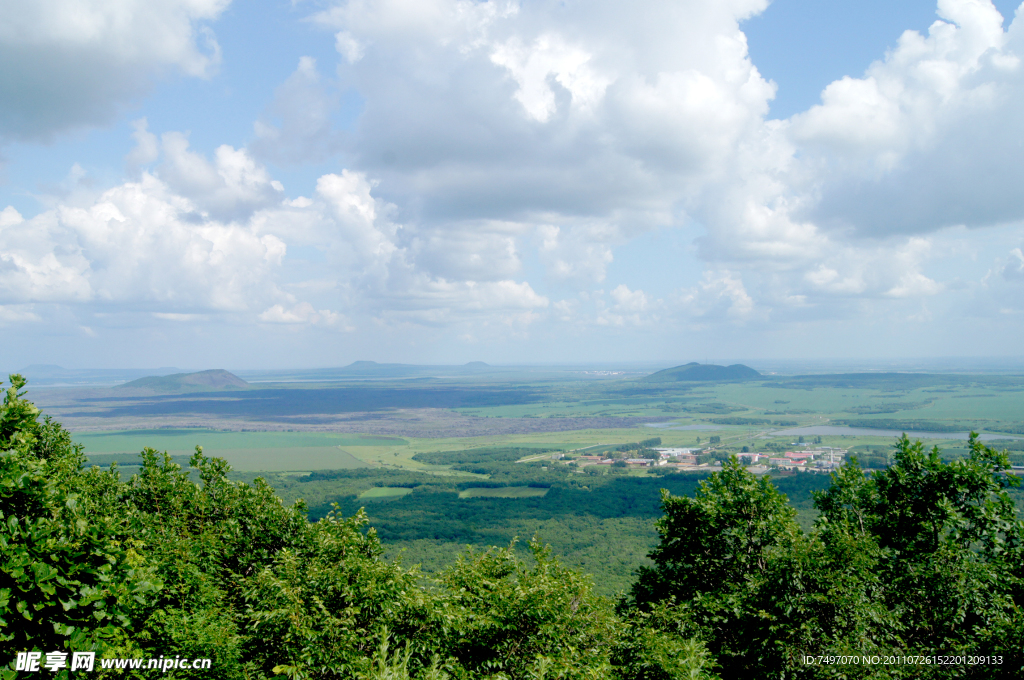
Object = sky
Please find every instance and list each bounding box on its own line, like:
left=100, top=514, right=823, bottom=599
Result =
left=2, top=0, right=1024, bottom=369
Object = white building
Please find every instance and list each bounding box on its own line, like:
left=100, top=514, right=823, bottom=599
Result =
left=655, top=448, right=701, bottom=458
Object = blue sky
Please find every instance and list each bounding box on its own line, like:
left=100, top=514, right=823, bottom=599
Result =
left=2, top=0, right=1024, bottom=369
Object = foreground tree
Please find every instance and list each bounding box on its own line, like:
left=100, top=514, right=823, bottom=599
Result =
left=1, top=376, right=159, bottom=665
left=627, top=459, right=801, bottom=677
left=2, top=376, right=718, bottom=680
left=810, top=435, right=1024, bottom=676
left=626, top=442, right=1024, bottom=679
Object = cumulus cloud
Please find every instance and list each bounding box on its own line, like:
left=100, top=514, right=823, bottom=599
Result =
left=796, top=238, right=944, bottom=301
left=677, top=271, right=758, bottom=322
left=311, top=0, right=775, bottom=228
left=259, top=302, right=347, bottom=328
left=301, top=0, right=871, bottom=329
left=312, top=1, right=1024, bottom=318
left=9, top=0, right=1024, bottom=349
left=125, top=118, right=160, bottom=170
left=792, top=0, right=1024, bottom=235
left=0, top=173, right=285, bottom=310
left=1, top=128, right=552, bottom=332
left=0, top=304, right=41, bottom=325
left=1004, top=247, right=1024, bottom=280
left=412, top=223, right=523, bottom=281
left=490, top=34, right=610, bottom=122
left=594, top=284, right=657, bottom=326
left=251, top=57, right=344, bottom=165
left=0, top=0, right=230, bottom=141
left=610, top=284, right=648, bottom=313
left=537, top=224, right=615, bottom=283
left=155, top=132, right=285, bottom=221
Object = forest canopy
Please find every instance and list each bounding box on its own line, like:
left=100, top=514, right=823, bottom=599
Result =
left=2, top=374, right=1023, bottom=679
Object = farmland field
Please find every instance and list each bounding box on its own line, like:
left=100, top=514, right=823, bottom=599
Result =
left=458, top=486, right=549, bottom=498
left=74, top=428, right=406, bottom=451
left=358, top=487, right=414, bottom=500
left=26, top=365, right=1024, bottom=594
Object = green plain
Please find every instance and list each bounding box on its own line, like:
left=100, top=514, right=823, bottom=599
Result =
left=458, top=487, right=549, bottom=499
left=73, top=429, right=406, bottom=453
left=86, top=447, right=368, bottom=472
left=358, top=487, right=414, bottom=500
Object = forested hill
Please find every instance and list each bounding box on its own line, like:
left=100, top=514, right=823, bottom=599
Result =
left=117, top=368, right=249, bottom=391
left=641, top=362, right=761, bottom=382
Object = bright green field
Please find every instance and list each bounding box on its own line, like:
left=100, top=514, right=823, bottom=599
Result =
left=69, top=376, right=1024, bottom=475
left=458, top=487, right=549, bottom=499
left=706, top=382, right=1024, bottom=429
left=85, top=447, right=367, bottom=472
left=358, top=487, right=414, bottom=500
left=74, top=429, right=407, bottom=453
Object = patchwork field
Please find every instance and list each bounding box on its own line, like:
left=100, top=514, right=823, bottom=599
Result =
left=358, top=487, right=414, bottom=500
left=35, top=366, right=1024, bottom=595
left=75, top=428, right=407, bottom=452
left=458, top=486, right=549, bottom=498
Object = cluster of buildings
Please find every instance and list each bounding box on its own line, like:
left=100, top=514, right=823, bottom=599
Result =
left=566, top=447, right=705, bottom=468
left=572, top=454, right=659, bottom=468
left=759, top=448, right=848, bottom=470
left=563, top=445, right=848, bottom=471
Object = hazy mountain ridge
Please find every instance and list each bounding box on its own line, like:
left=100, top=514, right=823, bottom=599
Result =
left=641, top=362, right=762, bottom=382
left=117, top=369, right=249, bottom=392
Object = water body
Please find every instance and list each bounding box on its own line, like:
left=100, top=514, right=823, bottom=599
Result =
left=772, top=426, right=1021, bottom=442
left=645, top=423, right=724, bottom=431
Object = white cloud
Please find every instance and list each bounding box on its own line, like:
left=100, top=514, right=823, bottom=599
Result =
left=242, top=0, right=1024, bottom=336
left=1004, top=247, right=1024, bottom=280
left=610, top=284, right=648, bottom=313
left=1, top=124, right=554, bottom=332
left=886, top=272, right=944, bottom=298
left=259, top=302, right=347, bottom=328
left=0, top=0, right=230, bottom=141
left=0, top=172, right=285, bottom=310
left=157, top=133, right=284, bottom=221
left=10, top=0, right=1024, bottom=351
left=790, top=0, right=1024, bottom=235
left=677, top=271, right=758, bottom=322
left=537, top=224, right=615, bottom=283
left=490, top=34, right=610, bottom=122
left=594, top=284, right=656, bottom=326
left=125, top=118, right=161, bottom=170
left=0, top=206, right=23, bottom=228
left=884, top=238, right=944, bottom=298
left=0, top=304, right=40, bottom=325
left=251, top=57, right=344, bottom=165
left=312, top=0, right=776, bottom=229
left=413, top=223, right=522, bottom=281
left=335, top=31, right=365, bottom=63
left=152, top=312, right=205, bottom=321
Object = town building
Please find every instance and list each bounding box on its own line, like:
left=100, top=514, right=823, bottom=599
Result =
left=784, top=451, right=815, bottom=461
left=655, top=448, right=701, bottom=457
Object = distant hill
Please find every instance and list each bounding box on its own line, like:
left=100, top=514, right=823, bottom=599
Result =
left=117, top=369, right=248, bottom=392
left=641, top=362, right=761, bottom=383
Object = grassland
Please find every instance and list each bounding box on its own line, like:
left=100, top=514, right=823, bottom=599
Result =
left=458, top=487, right=549, bottom=498
left=75, top=429, right=407, bottom=453
left=358, top=487, right=414, bottom=500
